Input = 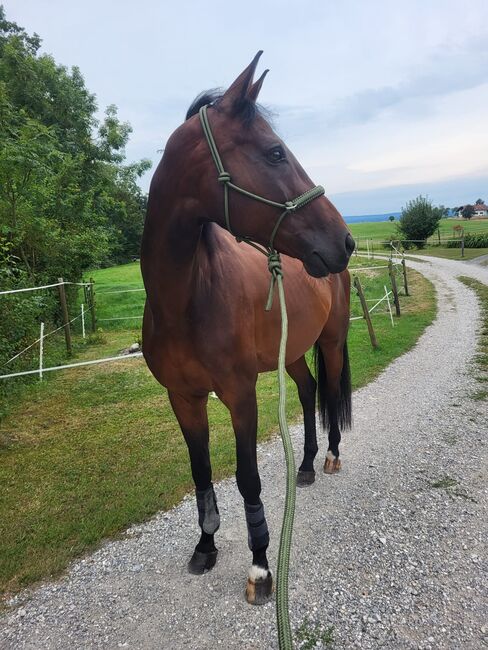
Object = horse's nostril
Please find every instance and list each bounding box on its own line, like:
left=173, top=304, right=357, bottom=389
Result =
left=345, top=233, right=355, bottom=256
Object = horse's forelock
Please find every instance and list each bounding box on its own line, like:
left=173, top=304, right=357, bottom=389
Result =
left=185, top=89, right=273, bottom=128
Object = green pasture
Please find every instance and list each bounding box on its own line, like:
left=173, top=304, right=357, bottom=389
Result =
left=348, top=217, right=488, bottom=242
left=83, top=262, right=145, bottom=331
left=0, top=260, right=435, bottom=599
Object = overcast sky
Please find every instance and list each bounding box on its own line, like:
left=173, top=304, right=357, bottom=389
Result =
left=7, top=0, right=488, bottom=215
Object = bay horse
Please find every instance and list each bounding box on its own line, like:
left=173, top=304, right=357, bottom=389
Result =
left=141, top=52, right=354, bottom=605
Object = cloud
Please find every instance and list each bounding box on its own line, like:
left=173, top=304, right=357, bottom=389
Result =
left=276, top=39, right=488, bottom=136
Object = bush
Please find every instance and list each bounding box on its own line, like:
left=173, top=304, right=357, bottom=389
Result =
left=446, top=233, right=488, bottom=248
left=397, top=196, right=444, bottom=249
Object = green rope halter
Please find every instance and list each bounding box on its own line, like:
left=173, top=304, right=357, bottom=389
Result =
left=199, top=103, right=325, bottom=650
left=199, top=104, right=325, bottom=309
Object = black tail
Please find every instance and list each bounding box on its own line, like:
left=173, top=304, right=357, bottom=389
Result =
left=314, top=341, right=352, bottom=430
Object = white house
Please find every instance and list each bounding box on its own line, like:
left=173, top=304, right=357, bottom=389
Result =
left=456, top=203, right=488, bottom=218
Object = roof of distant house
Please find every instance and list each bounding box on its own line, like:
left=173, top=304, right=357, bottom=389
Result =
left=458, top=204, right=488, bottom=211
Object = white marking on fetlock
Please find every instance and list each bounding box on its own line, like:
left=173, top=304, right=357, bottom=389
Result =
left=326, top=450, right=337, bottom=462
left=248, top=565, right=269, bottom=582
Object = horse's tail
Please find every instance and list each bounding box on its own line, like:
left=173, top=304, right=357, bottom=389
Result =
left=314, top=341, right=352, bottom=430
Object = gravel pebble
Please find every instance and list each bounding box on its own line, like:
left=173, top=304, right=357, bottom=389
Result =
left=1, top=255, right=487, bottom=649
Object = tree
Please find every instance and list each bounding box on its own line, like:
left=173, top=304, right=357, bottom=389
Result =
left=388, top=215, right=395, bottom=222
left=475, top=198, right=484, bottom=205
left=397, top=195, right=443, bottom=249
left=461, top=205, right=475, bottom=220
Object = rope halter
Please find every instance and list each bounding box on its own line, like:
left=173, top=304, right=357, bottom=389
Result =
left=198, top=104, right=325, bottom=309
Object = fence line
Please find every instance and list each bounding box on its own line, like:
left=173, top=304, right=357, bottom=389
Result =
left=96, top=288, right=146, bottom=295
left=0, top=352, right=143, bottom=380
left=3, top=311, right=84, bottom=366
left=0, top=280, right=91, bottom=297
left=97, top=316, right=143, bottom=321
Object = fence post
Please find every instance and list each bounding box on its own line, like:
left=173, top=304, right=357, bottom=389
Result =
left=461, top=237, right=465, bottom=258
left=388, top=262, right=401, bottom=316
left=353, top=276, right=378, bottom=349
left=81, top=303, right=86, bottom=339
left=89, top=278, right=96, bottom=333
left=384, top=286, right=394, bottom=328
left=401, top=258, right=410, bottom=296
left=437, top=228, right=441, bottom=246
left=57, top=278, right=72, bottom=356
left=39, top=321, right=44, bottom=381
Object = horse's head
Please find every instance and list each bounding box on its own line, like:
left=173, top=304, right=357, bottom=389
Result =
left=172, top=52, right=354, bottom=277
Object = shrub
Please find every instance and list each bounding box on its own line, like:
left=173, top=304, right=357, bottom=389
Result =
left=397, top=196, right=444, bottom=249
left=446, top=233, right=488, bottom=248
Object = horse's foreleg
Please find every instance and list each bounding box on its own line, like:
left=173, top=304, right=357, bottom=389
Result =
left=168, top=391, right=219, bottom=574
left=221, top=382, right=273, bottom=605
left=286, top=356, right=318, bottom=487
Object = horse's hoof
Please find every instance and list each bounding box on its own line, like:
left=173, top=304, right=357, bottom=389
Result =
left=187, top=549, right=218, bottom=575
left=297, top=469, right=315, bottom=487
left=245, top=566, right=274, bottom=605
left=324, top=452, right=341, bottom=474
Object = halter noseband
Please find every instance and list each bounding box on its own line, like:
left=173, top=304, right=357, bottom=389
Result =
left=198, top=103, right=325, bottom=309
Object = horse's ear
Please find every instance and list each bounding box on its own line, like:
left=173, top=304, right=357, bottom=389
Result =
left=247, top=69, right=269, bottom=103
left=220, top=51, right=263, bottom=112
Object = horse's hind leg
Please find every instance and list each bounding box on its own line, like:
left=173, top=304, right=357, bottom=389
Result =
left=219, top=380, right=273, bottom=606
left=168, top=391, right=220, bottom=574
left=286, top=356, right=318, bottom=487
left=316, top=336, right=352, bottom=474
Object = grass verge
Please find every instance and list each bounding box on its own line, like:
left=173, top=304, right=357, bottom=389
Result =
left=458, top=277, right=488, bottom=387
left=0, top=266, right=435, bottom=599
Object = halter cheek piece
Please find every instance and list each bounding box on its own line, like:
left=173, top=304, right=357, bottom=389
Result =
left=198, top=104, right=325, bottom=310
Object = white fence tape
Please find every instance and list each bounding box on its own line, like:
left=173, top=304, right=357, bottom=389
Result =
left=0, top=281, right=91, bottom=296
left=0, top=352, right=143, bottom=380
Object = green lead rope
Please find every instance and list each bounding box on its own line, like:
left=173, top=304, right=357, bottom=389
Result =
left=198, top=103, right=326, bottom=650
left=274, top=270, right=296, bottom=650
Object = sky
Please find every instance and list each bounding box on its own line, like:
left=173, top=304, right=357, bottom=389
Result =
left=6, top=0, right=488, bottom=215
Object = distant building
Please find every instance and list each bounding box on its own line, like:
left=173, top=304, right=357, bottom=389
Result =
left=456, top=204, right=488, bottom=218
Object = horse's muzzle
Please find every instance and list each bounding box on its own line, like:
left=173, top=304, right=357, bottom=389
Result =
left=304, top=232, right=355, bottom=277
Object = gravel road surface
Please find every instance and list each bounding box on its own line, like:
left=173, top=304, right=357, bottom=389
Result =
left=1, top=256, right=487, bottom=649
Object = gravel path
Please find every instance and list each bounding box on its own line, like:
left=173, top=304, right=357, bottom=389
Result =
left=2, top=256, right=487, bottom=650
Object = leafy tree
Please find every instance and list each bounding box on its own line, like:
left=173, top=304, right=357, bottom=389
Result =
left=461, top=205, right=475, bottom=220
left=397, top=195, right=444, bottom=249
left=388, top=215, right=395, bottom=222
left=0, top=7, right=151, bottom=368
left=475, top=198, right=484, bottom=205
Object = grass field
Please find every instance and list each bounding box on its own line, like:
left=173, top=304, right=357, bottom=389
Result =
left=347, top=218, right=488, bottom=262
left=348, top=217, right=488, bottom=242
left=0, top=260, right=435, bottom=599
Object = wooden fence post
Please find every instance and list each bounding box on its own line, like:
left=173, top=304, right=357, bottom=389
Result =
left=57, top=277, right=72, bottom=356
left=461, top=238, right=465, bottom=258
left=353, top=275, right=378, bottom=349
left=89, top=278, right=96, bottom=333
left=401, top=259, right=410, bottom=296
left=388, top=262, right=401, bottom=316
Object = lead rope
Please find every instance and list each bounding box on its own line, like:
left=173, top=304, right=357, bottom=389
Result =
left=199, top=104, right=325, bottom=650
left=274, top=268, right=295, bottom=650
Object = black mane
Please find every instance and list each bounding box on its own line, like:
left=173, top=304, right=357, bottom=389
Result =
left=185, top=89, right=272, bottom=127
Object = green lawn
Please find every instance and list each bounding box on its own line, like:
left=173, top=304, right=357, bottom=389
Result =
left=83, top=261, right=145, bottom=331
left=348, top=217, right=488, bottom=242
left=0, top=261, right=435, bottom=599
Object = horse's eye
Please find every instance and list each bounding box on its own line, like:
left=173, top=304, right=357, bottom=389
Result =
left=266, top=146, right=286, bottom=163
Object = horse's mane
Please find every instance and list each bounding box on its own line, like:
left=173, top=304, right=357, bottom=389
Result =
left=185, top=89, right=272, bottom=127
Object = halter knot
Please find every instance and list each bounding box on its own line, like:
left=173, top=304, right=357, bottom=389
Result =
left=284, top=201, right=297, bottom=212
left=218, top=171, right=231, bottom=184
left=267, top=252, right=283, bottom=278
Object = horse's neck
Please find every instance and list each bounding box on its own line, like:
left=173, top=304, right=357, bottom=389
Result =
left=141, top=198, right=204, bottom=325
